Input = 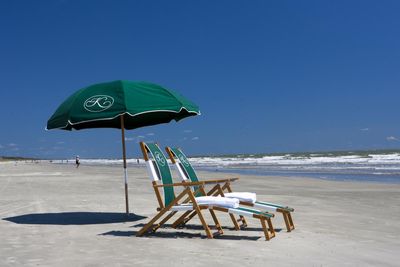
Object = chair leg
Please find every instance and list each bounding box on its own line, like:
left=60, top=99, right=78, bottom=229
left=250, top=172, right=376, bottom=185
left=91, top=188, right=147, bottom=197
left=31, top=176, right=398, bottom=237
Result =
left=209, top=209, right=223, bottom=235
left=137, top=188, right=193, bottom=237
left=185, top=191, right=214, bottom=239
left=260, top=218, right=270, bottom=241
left=267, top=218, right=276, bottom=239
left=229, top=213, right=240, bottom=230
left=213, top=185, right=241, bottom=230
left=282, top=212, right=294, bottom=232
left=288, top=212, right=295, bottom=231
left=260, top=218, right=275, bottom=241
left=192, top=206, right=213, bottom=239
left=239, top=215, right=248, bottom=228
left=223, top=183, right=248, bottom=228
left=179, top=210, right=198, bottom=226
left=172, top=205, right=241, bottom=232
left=171, top=210, right=192, bottom=228
left=136, top=207, right=170, bottom=236
left=152, top=211, right=177, bottom=232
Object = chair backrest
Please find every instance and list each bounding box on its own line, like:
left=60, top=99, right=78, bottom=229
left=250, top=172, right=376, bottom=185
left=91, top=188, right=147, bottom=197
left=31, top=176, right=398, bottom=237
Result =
left=167, top=147, right=200, bottom=183
left=166, top=146, right=206, bottom=197
left=140, top=142, right=175, bottom=207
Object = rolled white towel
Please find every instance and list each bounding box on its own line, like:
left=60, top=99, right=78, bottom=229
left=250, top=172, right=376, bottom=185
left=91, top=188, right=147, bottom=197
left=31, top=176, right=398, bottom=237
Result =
left=195, top=196, right=239, bottom=208
left=224, top=192, right=257, bottom=204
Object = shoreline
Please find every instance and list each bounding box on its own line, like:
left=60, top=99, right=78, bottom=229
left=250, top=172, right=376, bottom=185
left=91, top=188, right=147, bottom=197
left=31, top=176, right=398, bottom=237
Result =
left=34, top=160, right=400, bottom=185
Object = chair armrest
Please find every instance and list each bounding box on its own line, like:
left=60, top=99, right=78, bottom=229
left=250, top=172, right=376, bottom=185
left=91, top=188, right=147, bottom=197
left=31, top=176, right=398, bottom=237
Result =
left=153, top=178, right=238, bottom=188
left=154, top=181, right=206, bottom=188
left=201, top=177, right=239, bottom=184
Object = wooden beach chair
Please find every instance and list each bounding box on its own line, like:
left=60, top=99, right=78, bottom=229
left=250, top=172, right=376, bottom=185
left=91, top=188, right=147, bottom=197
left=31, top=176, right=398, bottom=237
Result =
left=137, top=142, right=276, bottom=240
left=166, top=146, right=295, bottom=232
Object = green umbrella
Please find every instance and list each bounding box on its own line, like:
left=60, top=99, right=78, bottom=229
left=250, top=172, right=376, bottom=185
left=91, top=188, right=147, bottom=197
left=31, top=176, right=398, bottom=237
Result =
left=47, top=80, right=200, bottom=214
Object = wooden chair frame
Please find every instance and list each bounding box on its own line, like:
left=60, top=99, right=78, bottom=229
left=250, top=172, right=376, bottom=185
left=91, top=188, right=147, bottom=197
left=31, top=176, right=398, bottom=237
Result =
left=166, top=146, right=295, bottom=232
left=137, top=142, right=276, bottom=240
left=137, top=142, right=224, bottom=239
left=221, top=181, right=294, bottom=232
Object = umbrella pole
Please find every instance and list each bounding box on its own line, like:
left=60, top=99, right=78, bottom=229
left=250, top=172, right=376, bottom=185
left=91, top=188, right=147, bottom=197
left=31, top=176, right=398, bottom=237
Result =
left=120, top=115, right=129, bottom=214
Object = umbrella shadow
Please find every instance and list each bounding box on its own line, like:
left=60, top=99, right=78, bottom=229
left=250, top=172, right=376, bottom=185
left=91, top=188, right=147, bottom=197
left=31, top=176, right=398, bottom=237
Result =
left=100, top=230, right=261, bottom=241
left=3, top=212, right=146, bottom=225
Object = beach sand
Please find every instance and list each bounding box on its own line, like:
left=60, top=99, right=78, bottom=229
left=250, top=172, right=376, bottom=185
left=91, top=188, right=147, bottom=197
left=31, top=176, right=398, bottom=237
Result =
left=1, top=162, right=399, bottom=266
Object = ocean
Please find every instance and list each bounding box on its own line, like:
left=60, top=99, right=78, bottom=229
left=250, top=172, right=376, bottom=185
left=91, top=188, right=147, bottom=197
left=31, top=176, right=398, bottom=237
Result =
left=52, top=150, right=400, bottom=184
left=191, top=151, right=400, bottom=183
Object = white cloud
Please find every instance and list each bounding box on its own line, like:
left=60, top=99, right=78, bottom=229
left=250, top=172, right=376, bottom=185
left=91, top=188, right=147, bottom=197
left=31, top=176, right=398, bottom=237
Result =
left=147, top=133, right=155, bottom=136
left=0, top=144, right=3, bottom=149
left=8, top=143, right=17, bottom=147
left=56, top=141, right=65, bottom=144
left=386, top=136, right=399, bottom=141
left=125, top=135, right=150, bottom=144
left=125, top=135, right=146, bottom=142
left=192, top=137, right=199, bottom=141
left=360, top=128, right=369, bottom=131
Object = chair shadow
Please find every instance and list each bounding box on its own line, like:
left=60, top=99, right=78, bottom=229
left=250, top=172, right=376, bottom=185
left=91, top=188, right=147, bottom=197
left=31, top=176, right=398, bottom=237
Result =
left=240, top=226, right=283, bottom=233
left=132, top=223, right=282, bottom=232
left=100, top=230, right=261, bottom=241
left=3, top=212, right=146, bottom=225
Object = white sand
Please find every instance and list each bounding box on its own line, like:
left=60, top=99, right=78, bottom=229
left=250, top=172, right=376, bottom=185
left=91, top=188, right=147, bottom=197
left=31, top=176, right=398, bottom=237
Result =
left=1, top=162, right=399, bottom=266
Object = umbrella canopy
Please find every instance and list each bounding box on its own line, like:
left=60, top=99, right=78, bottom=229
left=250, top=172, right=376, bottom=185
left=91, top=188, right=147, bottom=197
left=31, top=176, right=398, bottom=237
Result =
left=47, top=80, right=200, bottom=130
left=47, top=80, right=200, bottom=214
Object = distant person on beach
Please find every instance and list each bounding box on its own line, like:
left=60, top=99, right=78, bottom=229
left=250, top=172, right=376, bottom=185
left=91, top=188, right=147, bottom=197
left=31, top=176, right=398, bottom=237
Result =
left=75, top=155, right=80, bottom=168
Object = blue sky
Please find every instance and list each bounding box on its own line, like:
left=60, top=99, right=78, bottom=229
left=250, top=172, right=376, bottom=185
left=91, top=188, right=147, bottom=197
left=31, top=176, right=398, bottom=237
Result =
left=0, top=0, right=399, bottom=159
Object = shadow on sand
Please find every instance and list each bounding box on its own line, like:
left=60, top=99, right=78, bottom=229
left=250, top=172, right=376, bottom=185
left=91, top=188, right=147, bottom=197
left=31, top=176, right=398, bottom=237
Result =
left=132, top=223, right=282, bottom=232
left=3, top=212, right=146, bottom=225
left=100, top=230, right=262, bottom=241
left=98, top=223, right=279, bottom=240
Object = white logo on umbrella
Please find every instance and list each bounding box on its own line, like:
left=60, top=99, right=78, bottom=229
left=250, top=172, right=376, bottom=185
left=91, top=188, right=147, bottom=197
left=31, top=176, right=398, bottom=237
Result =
left=155, top=151, right=166, bottom=166
left=84, top=95, right=114, bottom=112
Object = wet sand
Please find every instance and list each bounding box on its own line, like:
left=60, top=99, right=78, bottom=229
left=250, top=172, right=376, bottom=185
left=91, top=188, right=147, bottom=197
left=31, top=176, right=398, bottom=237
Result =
left=1, top=162, right=399, bottom=266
